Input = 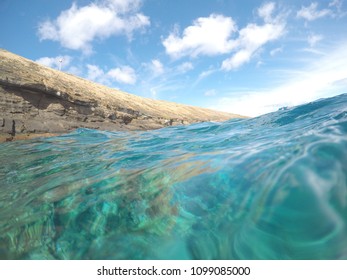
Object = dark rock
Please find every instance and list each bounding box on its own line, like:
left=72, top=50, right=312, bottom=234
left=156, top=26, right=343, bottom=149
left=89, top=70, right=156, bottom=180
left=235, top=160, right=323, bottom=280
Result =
left=108, top=113, right=116, bottom=120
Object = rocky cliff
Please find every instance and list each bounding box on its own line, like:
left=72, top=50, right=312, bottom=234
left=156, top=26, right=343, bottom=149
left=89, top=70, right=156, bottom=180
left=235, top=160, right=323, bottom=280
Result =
left=0, top=49, right=243, bottom=141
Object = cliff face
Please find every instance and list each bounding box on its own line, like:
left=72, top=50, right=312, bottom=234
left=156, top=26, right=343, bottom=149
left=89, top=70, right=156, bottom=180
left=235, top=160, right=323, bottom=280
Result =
left=0, top=49, right=243, bottom=141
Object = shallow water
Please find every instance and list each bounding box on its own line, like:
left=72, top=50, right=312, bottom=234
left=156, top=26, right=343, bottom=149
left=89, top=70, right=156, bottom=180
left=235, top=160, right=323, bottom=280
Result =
left=1, top=94, right=347, bottom=259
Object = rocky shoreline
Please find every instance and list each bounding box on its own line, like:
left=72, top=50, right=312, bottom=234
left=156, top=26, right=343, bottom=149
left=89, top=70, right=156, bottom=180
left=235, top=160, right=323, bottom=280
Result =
left=0, top=49, right=244, bottom=142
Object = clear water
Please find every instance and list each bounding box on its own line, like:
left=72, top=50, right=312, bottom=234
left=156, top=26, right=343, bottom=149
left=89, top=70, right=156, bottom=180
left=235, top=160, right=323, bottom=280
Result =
left=1, top=94, right=347, bottom=260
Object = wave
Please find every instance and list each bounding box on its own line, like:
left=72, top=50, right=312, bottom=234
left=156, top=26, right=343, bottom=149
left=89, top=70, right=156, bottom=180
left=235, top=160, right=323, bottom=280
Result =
left=0, top=93, right=347, bottom=259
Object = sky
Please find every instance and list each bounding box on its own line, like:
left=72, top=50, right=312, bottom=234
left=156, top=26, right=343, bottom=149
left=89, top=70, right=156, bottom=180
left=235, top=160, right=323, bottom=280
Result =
left=1, top=0, right=347, bottom=117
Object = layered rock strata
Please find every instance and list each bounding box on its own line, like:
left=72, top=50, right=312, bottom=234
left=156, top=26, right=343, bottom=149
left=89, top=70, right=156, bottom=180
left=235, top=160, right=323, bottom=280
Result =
left=0, top=49, right=243, bottom=141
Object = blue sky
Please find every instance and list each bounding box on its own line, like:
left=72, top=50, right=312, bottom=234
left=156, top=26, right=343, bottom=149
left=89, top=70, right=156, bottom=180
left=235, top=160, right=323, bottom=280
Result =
left=1, top=0, right=347, bottom=116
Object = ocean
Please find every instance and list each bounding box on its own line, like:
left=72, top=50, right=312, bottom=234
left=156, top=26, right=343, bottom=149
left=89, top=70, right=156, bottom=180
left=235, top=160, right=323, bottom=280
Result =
left=0, top=93, right=347, bottom=259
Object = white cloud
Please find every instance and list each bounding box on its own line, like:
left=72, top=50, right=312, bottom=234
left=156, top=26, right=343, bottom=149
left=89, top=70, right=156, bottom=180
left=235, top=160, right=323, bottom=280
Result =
left=86, top=64, right=136, bottom=85
left=86, top=64, right=106, bottom=82
left=222, top=3, right=286, bottom=71
left=108, top=66, right=137, bottom=84
left=308, top=34, right=323, bottom=47
left=213, top=42, right=347, bottom=117
left=38, top=0, right=150, bottom=54
left=302, top=48, right=326, bottom=55
left=258, top=2, right=276, bottom=23
left=150, top=59, right=164, bottom=75
left=66, top=66, right=82, bottom=76
left=162, top=2, right=285, bottom=71
left=36, top=55, right=72, bottom=70
left=204, top=89, right=217, bottom=97
left=195, top=68, right=217, bottom=85
left=256, top=60, right=264, bottom=68
left=222, top=49, right=253, bottom=70
left=330, top=0, right=347, bottom=17
left=297, top=2, right=332, bottom=21
left=162, top=14, right=237, bottom=59
left=329, top=0, right=343, bottom=12
left=177, top=62, right=194, bottom=73
left=270, top=47, right=283, bottom=56
left=105, top=0, right=142, bottom=13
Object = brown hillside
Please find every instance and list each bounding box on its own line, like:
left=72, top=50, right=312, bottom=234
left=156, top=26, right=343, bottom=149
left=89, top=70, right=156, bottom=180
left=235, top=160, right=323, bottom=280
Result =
left=0, top=49, right=244, bottom=141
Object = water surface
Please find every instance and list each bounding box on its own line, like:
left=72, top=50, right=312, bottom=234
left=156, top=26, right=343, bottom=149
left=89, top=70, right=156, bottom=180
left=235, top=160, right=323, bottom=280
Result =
left=1, top=94, right=347, bottom=259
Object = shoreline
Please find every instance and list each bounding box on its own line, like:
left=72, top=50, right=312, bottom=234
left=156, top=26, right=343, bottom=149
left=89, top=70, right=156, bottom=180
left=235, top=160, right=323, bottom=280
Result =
left=0, top=132, right=61, bottom=143
left=0, top=49, right=246, bottom=142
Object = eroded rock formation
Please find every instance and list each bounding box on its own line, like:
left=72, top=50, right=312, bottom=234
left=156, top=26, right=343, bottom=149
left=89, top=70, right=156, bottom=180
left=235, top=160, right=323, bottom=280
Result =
left=0, top=49, right=243, bottom=141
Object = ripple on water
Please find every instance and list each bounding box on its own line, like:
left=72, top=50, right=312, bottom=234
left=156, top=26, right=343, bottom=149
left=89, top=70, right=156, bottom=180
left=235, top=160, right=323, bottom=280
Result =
left=0, top=94, right=347, bottom=259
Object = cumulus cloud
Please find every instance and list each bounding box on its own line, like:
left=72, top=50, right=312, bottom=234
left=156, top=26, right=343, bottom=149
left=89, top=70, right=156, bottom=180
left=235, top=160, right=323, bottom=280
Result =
left=162, top=2, right=285, bottom=71
left=108, top=66, right=137, bottom=84
left=221, top=2, right=286, bottom=71
left=36, top=55, right=72, bottom=70
left=86, top=64, right=136, bottom=85
left=297, top=2, right=332, bottom=21
left=221, top=23, right=285, bottom=71
left=38, top=0, right=150, bottom=54
left=162, top=14, right=237, bottom=59
left=149, top=59, right=164, bottom=75
left=222, top=49, right=253, bottom=70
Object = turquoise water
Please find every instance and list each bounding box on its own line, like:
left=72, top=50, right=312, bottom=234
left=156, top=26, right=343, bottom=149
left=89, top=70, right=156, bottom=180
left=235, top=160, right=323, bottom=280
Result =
left=1, top=94, right=347, bottom=259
